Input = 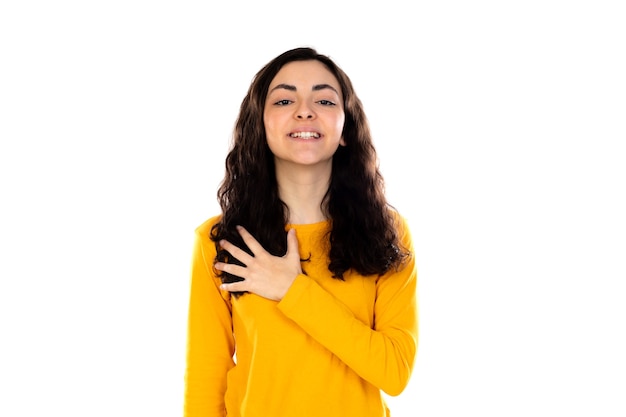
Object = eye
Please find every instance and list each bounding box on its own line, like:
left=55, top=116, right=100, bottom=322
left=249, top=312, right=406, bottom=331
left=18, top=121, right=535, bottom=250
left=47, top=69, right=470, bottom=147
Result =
left=274, top=99, right=292, bottom=106
left=317, top=99, right=336, bottom=106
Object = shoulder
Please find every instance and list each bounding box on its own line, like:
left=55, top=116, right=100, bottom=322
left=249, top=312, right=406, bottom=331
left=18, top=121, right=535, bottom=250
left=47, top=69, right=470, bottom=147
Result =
left=387, top=207, right=412, bottom=233
left=194, top=214, right=223, bottom=238
left=387, top=207, right=414, bottom=251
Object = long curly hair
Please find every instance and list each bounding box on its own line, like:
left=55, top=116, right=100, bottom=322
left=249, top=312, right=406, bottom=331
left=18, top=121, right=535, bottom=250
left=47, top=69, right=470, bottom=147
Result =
left=210, top=47, right=410, bottom=295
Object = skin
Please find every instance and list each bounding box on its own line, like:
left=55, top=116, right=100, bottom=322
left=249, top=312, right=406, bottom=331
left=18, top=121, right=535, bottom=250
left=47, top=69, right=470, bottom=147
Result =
left=264, top=60, right=345, bottom=171
left=215, top=60, right=346, bottom=301
left=216, top=226, right=301, bottom=301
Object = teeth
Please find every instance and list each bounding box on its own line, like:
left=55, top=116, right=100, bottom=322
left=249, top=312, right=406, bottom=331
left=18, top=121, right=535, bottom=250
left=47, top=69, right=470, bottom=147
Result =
left=290, top=132, right=320, bottom=139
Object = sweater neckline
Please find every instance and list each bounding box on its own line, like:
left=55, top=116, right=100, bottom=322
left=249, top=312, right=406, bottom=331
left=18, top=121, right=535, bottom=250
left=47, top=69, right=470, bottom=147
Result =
left=286, top=220, right=330, bottom=232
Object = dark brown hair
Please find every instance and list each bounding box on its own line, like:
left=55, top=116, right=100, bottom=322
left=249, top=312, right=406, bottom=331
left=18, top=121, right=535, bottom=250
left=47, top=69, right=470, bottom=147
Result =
left=211, top=47, right=409, bottom=295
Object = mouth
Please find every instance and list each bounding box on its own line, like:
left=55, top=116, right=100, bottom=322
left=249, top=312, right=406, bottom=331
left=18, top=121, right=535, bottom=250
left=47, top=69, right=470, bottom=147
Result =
left=289, top=131, right=321, bottom=139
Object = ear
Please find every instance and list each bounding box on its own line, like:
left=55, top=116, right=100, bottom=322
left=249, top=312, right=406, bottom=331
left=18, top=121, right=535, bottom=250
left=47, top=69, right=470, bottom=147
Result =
left=339, top=136, right=347, bottom=146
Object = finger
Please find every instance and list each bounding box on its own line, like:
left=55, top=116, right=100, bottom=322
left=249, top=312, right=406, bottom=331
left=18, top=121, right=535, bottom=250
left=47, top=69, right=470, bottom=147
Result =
left=219, top=239, right=254, bottom=265
left=285, top=228, right=300, bottom=258
left=220, top=281, right=247, bottom=293
left=236, top=225, right=266, bottom=254
left=214, top=262, right=247, bottom=278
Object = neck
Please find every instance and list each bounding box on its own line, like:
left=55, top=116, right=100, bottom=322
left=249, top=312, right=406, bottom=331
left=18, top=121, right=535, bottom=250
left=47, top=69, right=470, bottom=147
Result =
left=275, top=162, right=331, bottom=225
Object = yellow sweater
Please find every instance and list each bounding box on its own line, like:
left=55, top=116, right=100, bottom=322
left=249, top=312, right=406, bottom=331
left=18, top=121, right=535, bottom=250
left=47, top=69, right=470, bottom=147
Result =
left=184, top=214, right=418, bottom=417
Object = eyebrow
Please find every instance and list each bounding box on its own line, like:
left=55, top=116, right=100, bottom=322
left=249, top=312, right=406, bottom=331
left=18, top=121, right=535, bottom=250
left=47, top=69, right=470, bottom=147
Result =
left=269, top=83, right=340, bottom=95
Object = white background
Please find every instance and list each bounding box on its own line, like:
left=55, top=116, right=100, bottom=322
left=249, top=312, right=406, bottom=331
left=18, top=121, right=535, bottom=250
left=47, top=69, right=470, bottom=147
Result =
left=1, top=1, right=625, bottom=416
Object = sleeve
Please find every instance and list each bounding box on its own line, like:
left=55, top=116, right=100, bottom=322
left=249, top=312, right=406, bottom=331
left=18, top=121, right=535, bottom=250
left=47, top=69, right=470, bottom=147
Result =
left=184, top=225, right=236, bottom=417
left=277, top=216, right=418, bottom=396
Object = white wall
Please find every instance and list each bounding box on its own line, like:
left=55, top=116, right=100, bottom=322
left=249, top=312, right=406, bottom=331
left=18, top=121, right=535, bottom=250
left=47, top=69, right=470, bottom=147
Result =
left=1, top=1, right=625, bottom=416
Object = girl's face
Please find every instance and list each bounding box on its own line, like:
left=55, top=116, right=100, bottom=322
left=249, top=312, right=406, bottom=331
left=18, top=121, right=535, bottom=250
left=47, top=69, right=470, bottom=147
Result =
left=263, top=60, right=346, bottom=169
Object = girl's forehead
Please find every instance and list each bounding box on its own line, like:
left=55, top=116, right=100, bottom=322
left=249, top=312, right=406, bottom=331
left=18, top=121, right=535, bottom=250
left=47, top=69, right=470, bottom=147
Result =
left=271, top=61, right=339, bottom=86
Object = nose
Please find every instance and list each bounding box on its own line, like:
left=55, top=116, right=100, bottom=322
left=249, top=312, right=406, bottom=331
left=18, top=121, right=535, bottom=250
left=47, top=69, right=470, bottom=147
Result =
left=295, top=102, right=315, bottom=120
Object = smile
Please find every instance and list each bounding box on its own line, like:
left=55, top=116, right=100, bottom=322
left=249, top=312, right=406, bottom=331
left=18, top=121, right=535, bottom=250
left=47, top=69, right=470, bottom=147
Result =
left=289, top=132, right=320, bottom=139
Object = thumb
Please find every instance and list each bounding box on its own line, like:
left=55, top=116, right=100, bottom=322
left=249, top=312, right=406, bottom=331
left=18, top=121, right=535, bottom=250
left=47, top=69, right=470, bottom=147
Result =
left=286, top=228, right=299, bottom=258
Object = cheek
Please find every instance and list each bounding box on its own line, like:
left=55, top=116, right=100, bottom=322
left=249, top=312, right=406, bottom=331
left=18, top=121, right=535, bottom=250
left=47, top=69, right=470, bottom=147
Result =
left=263, top=110, right=281, bottom=136
left=336, top=114, right=346, bottom=144
left=337, top=114, right=345, bottom=130
left=262, top=112, right=270, bottom=132
left=263, top=115, right=278, bottom=152
left=263, top=120, right=275, bottom=145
